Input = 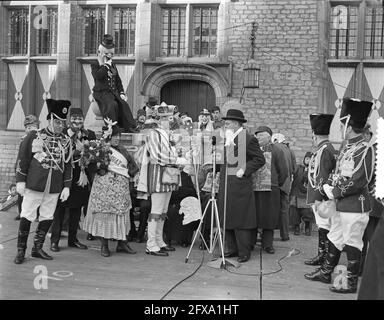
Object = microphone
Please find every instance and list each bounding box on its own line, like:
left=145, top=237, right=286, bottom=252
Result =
left=212, top=136, right=216, bottom=146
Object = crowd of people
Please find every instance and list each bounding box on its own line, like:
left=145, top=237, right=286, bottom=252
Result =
left=8, top=33, right=384, bottom=299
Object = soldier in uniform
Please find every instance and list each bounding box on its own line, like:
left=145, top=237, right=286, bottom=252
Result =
left=91, top=34, right=137, bottom=133
left=305, top=98, right=374, bottom=294
left=14, top=99, right=73, bottom=264
left=304, top=114, right=336, bottom=266
left=50, top=108, right=96, bottom=252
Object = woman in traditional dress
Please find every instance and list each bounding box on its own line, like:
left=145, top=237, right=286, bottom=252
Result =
left=83, top=124, right=138, bottom=257
left=137, top=102, right=188, bottom=256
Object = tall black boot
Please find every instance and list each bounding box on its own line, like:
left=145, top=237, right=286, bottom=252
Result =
left=100, top=237, right=110, bottom=257
left=31, top=220, right=53, bottom=260
left=14, top=218, right=31, bottom=264
left=304, top=241, right=341, bottom=283
left=330, top=245, right=360, bottom=294
left=304, top=228, right=329, bottom=265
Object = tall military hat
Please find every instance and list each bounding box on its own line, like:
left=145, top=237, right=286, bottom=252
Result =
left=46, top=99, right=71, bottom=120
left=69, top=108, right=84, bottom=118
left=340, top=98, right=373, bottom=129
left=309, top=113, right=334, bottom=135
left=101, top=34, right=115, bottom=49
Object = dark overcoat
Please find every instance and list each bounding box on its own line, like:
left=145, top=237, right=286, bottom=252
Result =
left=218, top=129, right=265, bottom=230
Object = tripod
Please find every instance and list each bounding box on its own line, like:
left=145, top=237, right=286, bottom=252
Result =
left=185, top=136, right=232, bottom=268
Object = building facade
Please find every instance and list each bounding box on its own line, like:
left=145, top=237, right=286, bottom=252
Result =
left=1, top=0, right=384, bottom=194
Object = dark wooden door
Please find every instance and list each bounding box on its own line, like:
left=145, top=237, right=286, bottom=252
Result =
left=160, top=79, right=216, bottom=121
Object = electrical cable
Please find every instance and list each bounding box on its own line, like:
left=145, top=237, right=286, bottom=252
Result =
left=160, top=248, right=206, bottom=300
left=0, top=231, right=36, bottom=245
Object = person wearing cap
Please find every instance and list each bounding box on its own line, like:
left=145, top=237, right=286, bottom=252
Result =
left=253, top=126, right=289, bottom=254
left=290, top=151, right=314, bottom=236
left=135, top=108, right=147, bottom=131
left=50, top=107, right=97, bottom=252
left=218, top=109, right=265, bottom=263
left=83, top=122, right=139, bottom=257
left=14, top=115, right=41, bottom=220
left=136, top=102, right=188, bottom=256
left=303, top=113, right=337, bottom=267
left=305, top=98, right=375, bottom=294
left=14, top=99, right=73, bottom=264
left=211, top=106, right=224, bottom=130
left=198, top=108, right=214, bottom=132
left=91, top=34, right=137, bottom=133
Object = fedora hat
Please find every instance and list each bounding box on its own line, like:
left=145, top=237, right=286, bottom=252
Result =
left=101, top=34, right=115, bottom=49
left=222, top=109, right=247, bottom=123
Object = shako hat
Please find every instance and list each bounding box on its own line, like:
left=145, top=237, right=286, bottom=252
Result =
left=310, top=113, right=334, bottom=135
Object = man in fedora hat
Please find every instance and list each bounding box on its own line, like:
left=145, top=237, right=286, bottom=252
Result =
left=304, top=113, right=336, bottom=268
left=218, top=109, right=265, bottom=263
left=305, top=98, right=374, bottom=294
left=14, top=99, right=73, bottom=264
left=92, top=34, right=137, bottom=133
left=50, top=107, right=97, bottom=252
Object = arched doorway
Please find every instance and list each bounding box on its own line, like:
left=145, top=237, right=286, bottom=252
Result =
left=160, top=80, right=216, bottom=121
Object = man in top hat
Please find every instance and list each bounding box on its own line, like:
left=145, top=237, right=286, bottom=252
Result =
left=305, top=98, right=374, bottom=294
left=92, top=34, right=137, bottom=133
left=218, top=109, right=265, bottom=263
left=304, top=113, right=337, bottom=267
left=50, top=107, right=97, bottom=252
left=14, top=99, right=73, bottom=264
left=211, top=106, right=224, bottom=130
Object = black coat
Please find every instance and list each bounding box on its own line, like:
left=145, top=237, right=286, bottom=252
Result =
left=218, top=130, right=265, bottom=229
left=65, top=129, right=97, bottom=209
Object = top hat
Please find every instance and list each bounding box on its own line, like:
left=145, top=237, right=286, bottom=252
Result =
left=101, top=34, right=115, bottom=49
left=69, top=108, right=84, bottom=118
left=255, top=126, right=272, bottom=136
left=46, top=99, right=71, bottom=121
left=200, top=108, right=211, bottom=115
left=340, top=98, right=373, bottom=129
left=222, top=109, right=247, bottom=123
left=310, top=113, right=334, bottom=135
left=23, top=115, right=40, bottom=127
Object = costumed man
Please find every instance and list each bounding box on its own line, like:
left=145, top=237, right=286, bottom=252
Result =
left=304, top=113, right=336, bottom=266
left=50, top=108, right=97, bottom=252
left=14, top=99, right=73, bottom=264
left=198, top=108, right=214, bottom=132
left=305, top=98, right=374, bottom=294
left=135, top=108, right=147, bottom=132
left=136, top=102, right=188, bottom=256
left=253, top=126, right=288, bottom=254
left=218, top=109, right=265, bottom=263
left=91, top=34, right=137, bottom=133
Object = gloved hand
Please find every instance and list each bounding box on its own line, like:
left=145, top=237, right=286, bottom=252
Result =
left=105, top=59, right=112, bottom=67
left=323, top=184, right=335, bottom=200
left=120, top=94, right=127, bottom=102
left=16, top=182, right=26, bottom=196
left=176, top=157, right=189, bottom=166
left=60, top=187, right=70, bottom=202
left=236, top=168, right=245, bottom=178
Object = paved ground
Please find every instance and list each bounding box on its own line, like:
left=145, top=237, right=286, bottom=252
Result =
left=0, top=206, right=356, bottom=300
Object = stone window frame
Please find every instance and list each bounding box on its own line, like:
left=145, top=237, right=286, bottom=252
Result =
left=111, top=5, right=137, bottom=57
left=364, top=4, right=384, bottom=59
left=7, top=6, right=29, bottom=56
left=81, top=6, right=106, bottom=56
left=35, top=7, right=58, bottom=56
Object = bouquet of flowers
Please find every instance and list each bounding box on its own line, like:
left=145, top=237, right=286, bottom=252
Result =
left=77, top=139, right=112, bottom=186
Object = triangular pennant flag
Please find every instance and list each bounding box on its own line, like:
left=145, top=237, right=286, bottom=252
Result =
left=37, top=64, right=56, bottom=92
left=39, top=101, right=49, bottom=128
left=328, top=67, right=355, bottom=99
left=9, top=64, right=28, bottom=92
left=115, top=65, right=134, bottom=93
left=7, top=101, right=26, bottom=130
left=83, top=64, right=95, bottom=91
left=363, top=68, right=384, bottom=99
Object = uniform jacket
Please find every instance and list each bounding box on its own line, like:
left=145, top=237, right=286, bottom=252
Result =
left=91, top=63, right=124, bottom=95
left=306, top=140, right=337, bottom=205
left=218, top=129, right=265, bottom=229
left=16, top=128, right=72, bottom=194
left=331, top=135, right=374, bottom=213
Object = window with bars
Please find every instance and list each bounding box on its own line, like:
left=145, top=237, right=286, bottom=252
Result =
left=8, top=8, right=29, bottom=55
left=36, top=8, right=58, bottom=55
left=83, top=7, right=105, bottom=56
left=364, top=6, right=384, bottom=58
left=329, top=5, right=358, bottom=59
left=113, top=7, right=136, bottom=56
left=161, top=7, right=186, bottom=57
left=192, top=7, right=218, bottom=57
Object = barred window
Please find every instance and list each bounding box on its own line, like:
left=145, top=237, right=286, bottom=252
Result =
left=161, top=7, right=186, bottom=57
left=113, top=8, right=136, bottom=56
left=8, top=8, right=29, bottom=55
left=192, top=7, right=218, bottom=57
left=329, top=5, right=358, bottom=59
left=83, top=7, right=105, bottom=56
left=36, top=8, right=58, bottom=55
left=364, top=6, right=384, bottom=58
